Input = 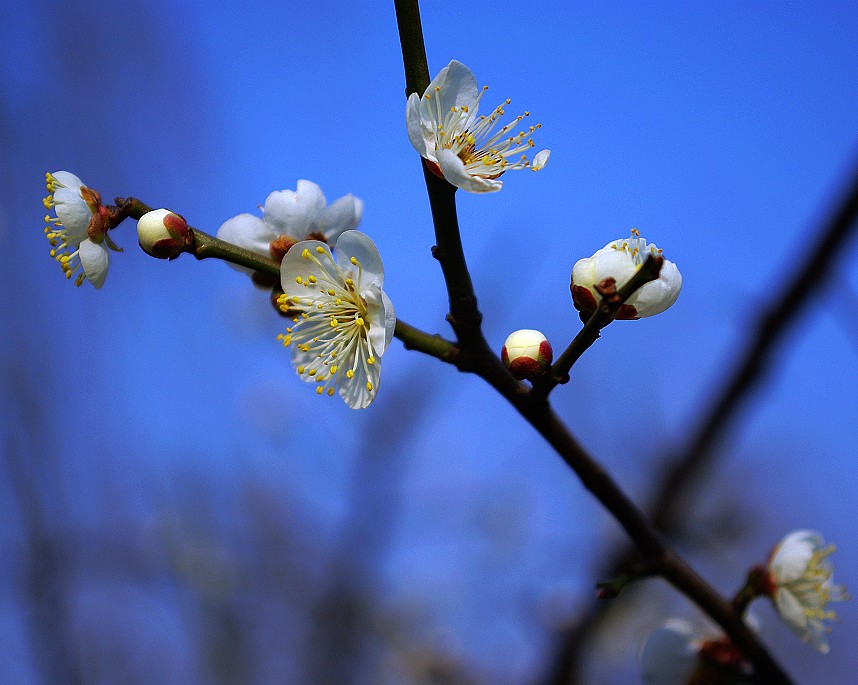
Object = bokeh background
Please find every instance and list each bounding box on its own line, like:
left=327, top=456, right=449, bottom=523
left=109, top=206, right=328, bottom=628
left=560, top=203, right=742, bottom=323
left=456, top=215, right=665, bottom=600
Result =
left=2, top=1, right=857, bottom=683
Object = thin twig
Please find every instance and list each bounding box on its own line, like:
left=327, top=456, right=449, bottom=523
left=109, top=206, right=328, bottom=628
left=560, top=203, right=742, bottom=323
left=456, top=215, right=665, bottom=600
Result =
left=392, top=1, right=794, bottom=681
left=541, top=158, right=858, bottom=684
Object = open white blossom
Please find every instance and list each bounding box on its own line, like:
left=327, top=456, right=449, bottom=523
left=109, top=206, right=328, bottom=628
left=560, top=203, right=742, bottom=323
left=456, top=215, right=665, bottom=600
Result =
left=765, top=530, right=848, bottom=653
left=216, top=180, right=363, bottom=266
left=276, top=230, right=395, bottom=409
left=570, top=229, right=682, bottom=319
left=42, top=171, right=118, bottom=289
left=406, top=60, right=549, bottom=193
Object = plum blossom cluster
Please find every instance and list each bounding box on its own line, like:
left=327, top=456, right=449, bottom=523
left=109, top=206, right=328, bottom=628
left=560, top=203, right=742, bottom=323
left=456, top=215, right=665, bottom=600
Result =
left=407, top=60, right=549, bottom=193
left=275, top=230, right=395, bottom=409
left=42, top=171, right=122, bottom=289
left=217, top=180, right=363, bottom=269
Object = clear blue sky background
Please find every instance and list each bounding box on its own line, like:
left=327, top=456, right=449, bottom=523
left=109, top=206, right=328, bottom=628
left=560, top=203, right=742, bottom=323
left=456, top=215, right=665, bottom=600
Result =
left=2, top=1, right=858, bottom=683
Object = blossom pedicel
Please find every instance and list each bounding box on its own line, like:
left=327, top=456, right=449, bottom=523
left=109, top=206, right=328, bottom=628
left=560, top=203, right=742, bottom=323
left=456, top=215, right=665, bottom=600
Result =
left=764, top=529, right=848, bottom=653
left=570, top=229, right=682, bottom=319
left=406, top=60, right=550, bottom=193
left=276, top=230, right=395, bottom=409
left=501, top=329, right=553, bottom=381
left=42, top=171, right=121, bottom=289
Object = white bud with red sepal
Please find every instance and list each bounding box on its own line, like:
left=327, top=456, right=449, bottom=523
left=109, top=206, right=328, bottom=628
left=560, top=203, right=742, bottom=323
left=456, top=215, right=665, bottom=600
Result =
left=501, top=329, right=553, bottom=381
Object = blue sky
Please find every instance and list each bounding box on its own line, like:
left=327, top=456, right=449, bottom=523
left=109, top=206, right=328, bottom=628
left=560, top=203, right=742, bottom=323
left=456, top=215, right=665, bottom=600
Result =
left=2, top=1, right=858, bottom=683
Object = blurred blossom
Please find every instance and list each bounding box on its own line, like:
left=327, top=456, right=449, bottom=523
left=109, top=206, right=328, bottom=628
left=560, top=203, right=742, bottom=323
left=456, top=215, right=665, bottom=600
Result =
left=570, top=229, right=682, bottom=319
left=276, top=230, right=395, bottom=409
left=640, top=618, right=749, bottom=685
left=765, top=529, right=848, bottom=653
left=406, top=60, right=549, bottom=193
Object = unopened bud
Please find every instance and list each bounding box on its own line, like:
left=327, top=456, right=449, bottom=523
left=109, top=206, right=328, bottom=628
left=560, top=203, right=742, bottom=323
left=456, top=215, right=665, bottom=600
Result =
left=137, top=208, right=194, bottom=260
left=501, top=329, right=553, bottom=381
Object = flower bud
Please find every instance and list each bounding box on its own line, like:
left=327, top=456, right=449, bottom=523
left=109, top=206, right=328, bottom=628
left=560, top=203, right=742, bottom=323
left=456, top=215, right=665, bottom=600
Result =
left=501, top=329, right=553, bottom=381
left=571, top=230, right=681, bottom=319
left=137, top=208, right=193, bottom=260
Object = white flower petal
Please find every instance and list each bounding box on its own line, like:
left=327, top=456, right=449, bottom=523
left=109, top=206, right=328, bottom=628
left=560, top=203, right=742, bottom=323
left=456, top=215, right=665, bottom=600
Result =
left=334, top=230, right=385, bottom=290
left=78, top=238, right=110, bottom=289
left=50, top=171, right=85, bottom=191
left=52, top=188, right=91, bottom=237
left=436, top=148, right=503, bottom=193
left=770, top=530, right=820, bottom=583
left=531, top=149, right=551, bottom=170
left=320, top=194, right=363, bottom=242
left=339, top=355, right=380, bottom=410
left=406, top=93, right=434, bottom=159
left=216, top=213, right=276, bottom=260
left=264, top=180, right=326, bottom=236
left=279, top=239, right=337, bottom=299
left=423, top=60, right=480, bottom=120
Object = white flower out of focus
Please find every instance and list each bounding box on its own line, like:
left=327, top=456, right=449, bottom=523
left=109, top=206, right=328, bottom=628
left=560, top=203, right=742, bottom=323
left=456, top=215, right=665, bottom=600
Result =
left=406, top=60, right=550, bottom=193
left=216, top=180, right=363, bottom=267
left=765, top=529, right=848, bottom=653
left=501, top=329, right=553, bottom=381
left=570, top=229, right=682, bottom=319
left=640, top=619, right=749, bottom=685
left=43, top=171, right=119, bottom=289
left=276, top=230, right=395, bottom=409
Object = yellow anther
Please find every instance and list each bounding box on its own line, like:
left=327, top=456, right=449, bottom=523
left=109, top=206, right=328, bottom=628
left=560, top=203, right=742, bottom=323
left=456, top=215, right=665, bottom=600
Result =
left=74, top=274, right=84, bottom=286
left=315, top=246, right=325, bottom=254
left=330, top=319, right=338, bottom=327
left=297, top=365, right=305, bottom=374
left=65, top=271, right=72, bottom=279
left=316, top=386, right=323, bottom=395
left=308, top=369, right=316, bottom=376
left=308, top=275, right=316, bottom=283
left=345, top=278, right=354, bottom=286
left=346, top=370, right=354, bottom=379
left=355, top=318, right=365, bottom=327
left=327, top=388, right=335, bottom=396
left=295, top=276, right=303, bottom=284
left=366, top=382, right=373, bottom=391
left=330, top=365, right=338, bottom=374
left=350, top=256, right=358, bottom=265
left=302, top=248, right=311, bottom=258
left=367, top=357, right=375, bottom=365
left=327, top=289, right=336, bottom=296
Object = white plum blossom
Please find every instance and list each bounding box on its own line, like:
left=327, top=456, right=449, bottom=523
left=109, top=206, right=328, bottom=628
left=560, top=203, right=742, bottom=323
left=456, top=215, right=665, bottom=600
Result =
left=765, top=530, right=848, bottom=653
left=406, top=60, right=549, bottom=193
left=501, top=329, right=553, bottom=381
left=216, top=180, right=363, bottom=266
left=42, top=171, right=119, bottom=289
left=640, top=619, right=749, bottom=685
left=570, top=229, right=682, bottom=319
left=276, top=230, right=395, bottom=409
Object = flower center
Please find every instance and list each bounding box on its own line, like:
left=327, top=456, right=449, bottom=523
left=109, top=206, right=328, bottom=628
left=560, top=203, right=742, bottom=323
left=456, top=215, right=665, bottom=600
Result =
left=426, top=85, right=543, bottom=176
left=610, top=229, right=664, bottom=267
left=276, top=245, right=377, bottom=397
